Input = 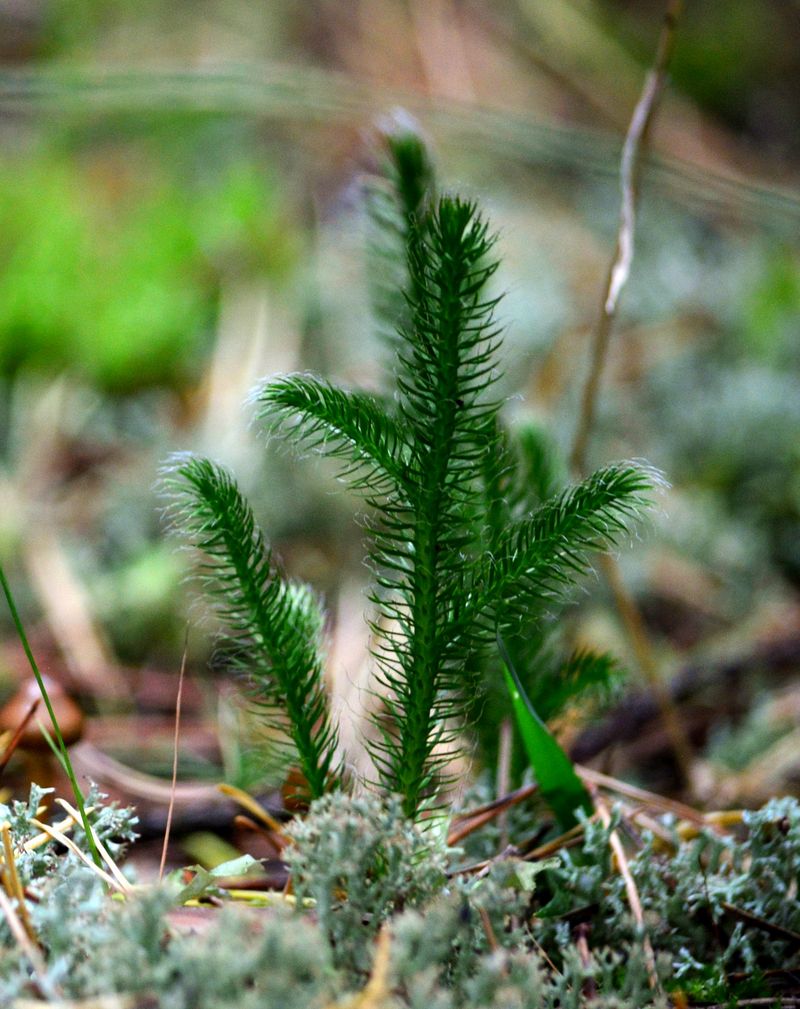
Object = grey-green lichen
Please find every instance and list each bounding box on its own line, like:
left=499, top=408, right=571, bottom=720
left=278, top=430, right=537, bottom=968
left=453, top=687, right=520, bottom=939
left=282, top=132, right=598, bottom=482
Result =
left=285, top=791, right=449, bottom=981
left=1, top=787, right=800, bottom=1007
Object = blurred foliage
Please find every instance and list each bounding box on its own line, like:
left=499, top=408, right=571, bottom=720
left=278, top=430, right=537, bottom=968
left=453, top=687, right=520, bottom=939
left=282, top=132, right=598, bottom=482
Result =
left=743, top=247, right=800, bottom=364
left=0, top=145, right=296, bottom=391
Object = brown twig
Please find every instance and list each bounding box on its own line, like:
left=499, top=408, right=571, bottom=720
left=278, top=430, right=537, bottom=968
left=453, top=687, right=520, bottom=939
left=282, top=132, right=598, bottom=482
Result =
left=565, top=0, right=694, bottom=791
left=522, top=820, right=588, bottom=861
left=451, top=817, right=589, bottom=878
left=451, top=782, right=539, bottom=825
left=569, top=0, right=682, bottom=475
left=720, top=902, right=800, bottom=950
left=576, top=765, right=705, bottom=824
left=447, top=782, right=539, bottom=846
left=495, top=718, right=512, bottom=849
left=478, top=905, right=500, bottom=953
left=448, top=806, right=510, bottom=847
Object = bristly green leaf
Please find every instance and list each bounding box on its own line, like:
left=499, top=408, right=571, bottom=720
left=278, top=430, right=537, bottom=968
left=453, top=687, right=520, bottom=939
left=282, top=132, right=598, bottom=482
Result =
left=479, top=417, right=566, bottom=545
left=472, top=449, right=651, bottom=778
left=478, top=414, right=517, bottom=553
left=499, top=635, right=592, bottom=832
left=382, top=111, right=435, bottom=228
left=253, top=373, right=410, bottom=504
left=161, top=453, right=340, bottom=799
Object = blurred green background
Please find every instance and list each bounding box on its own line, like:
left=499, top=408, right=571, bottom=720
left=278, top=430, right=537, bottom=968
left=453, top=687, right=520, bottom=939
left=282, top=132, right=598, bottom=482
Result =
left=0, top=0, right=798, bottom=797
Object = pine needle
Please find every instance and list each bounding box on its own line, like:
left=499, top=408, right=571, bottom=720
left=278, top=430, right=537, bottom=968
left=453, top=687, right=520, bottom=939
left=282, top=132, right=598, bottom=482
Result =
left=159, top=629, right=189, bottom=882
left=594, top=794, right=661, bottom=994
left=217, top=783, right=290, bottom=844
left=1, top=822, right=36, bottom=943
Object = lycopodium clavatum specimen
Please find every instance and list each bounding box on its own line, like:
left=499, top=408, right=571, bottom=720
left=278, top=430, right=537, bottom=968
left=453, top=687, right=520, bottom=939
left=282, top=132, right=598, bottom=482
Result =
left=163, top=115, right=657, bottom=820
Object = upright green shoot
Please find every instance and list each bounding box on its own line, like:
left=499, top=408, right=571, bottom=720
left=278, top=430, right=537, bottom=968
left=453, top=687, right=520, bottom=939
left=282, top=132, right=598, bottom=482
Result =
left=372, top=198, right=502, bottom=814
left=260, top=197, right=504, bottom=816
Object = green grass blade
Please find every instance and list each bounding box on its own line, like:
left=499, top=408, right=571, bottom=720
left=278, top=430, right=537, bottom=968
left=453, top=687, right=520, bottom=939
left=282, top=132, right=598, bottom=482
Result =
left=498, top=634, right=592, bottom=831
left=0, top=562, right=103, bottom=869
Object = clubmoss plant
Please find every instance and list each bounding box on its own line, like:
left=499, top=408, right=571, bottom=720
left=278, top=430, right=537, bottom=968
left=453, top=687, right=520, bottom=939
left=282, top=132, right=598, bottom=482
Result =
left=163, top=119, right=657, bottom=818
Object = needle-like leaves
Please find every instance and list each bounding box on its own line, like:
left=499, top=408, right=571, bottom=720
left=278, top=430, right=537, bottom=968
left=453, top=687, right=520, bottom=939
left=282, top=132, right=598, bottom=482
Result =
left=532, top=648, right=621, bottom=724
left=470, top=462, right=658, bottom=634
left=257, top=195, right=506, bottom=816
left=254, top=374, right=410, bottom=503
left=365, top=198, right=505, bottom=816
